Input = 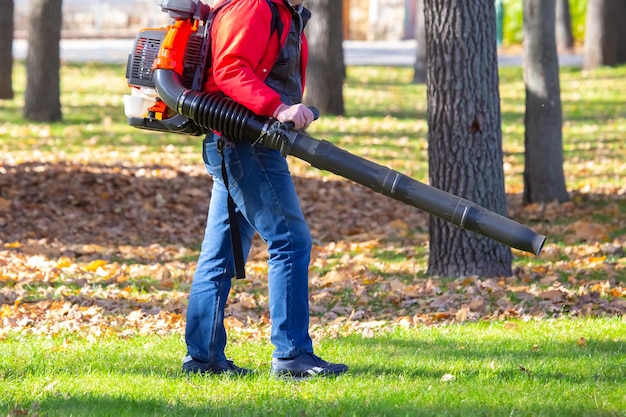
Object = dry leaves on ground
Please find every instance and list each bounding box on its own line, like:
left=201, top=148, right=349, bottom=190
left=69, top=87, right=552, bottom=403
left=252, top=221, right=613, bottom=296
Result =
left=0, top=161, right=625, bottom=341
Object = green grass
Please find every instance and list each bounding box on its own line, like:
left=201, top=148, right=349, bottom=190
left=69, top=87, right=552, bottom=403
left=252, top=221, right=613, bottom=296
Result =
left=2, top=318, right=624, bottom=417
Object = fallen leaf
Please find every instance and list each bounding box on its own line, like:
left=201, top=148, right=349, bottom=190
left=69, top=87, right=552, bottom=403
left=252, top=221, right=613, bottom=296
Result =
left=440, top=373, right=456, bottom=382
left=0, top=197, right=11, bottom=211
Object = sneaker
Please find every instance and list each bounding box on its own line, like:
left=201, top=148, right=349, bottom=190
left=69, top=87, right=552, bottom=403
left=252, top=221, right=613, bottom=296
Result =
left=270, top=353, right=348, bottom=380
left=182, top=355, right=253, bottom=376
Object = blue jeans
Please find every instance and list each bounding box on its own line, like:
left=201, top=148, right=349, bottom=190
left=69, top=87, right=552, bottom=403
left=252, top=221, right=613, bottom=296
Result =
left=185, top=132, right=314, bottom=361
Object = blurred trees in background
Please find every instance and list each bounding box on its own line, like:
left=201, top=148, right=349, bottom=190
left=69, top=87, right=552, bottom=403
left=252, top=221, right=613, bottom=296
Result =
left=582, top=0, right=626, bottom=70
left=498, top=0, right=588, bottom=45
left=304, top=0, right=345, bottom=116
left=0, top=0, right=15, bottom=99
left=412, top=0, right=426, bottom=84
left=523, top=0, right=569, bottom=204
left=23, top=0, right=63, bottom=122
left=556, top=0, right=575, bottom=51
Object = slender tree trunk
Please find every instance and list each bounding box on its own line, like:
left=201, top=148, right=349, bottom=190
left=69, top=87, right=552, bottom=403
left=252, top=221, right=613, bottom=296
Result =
left=412, top=0, right=426, bottom=84
left=303, top=0, right=345, bottom=116
left=496, top=0, right=505, bottom=46
left=614, top=4, right=626, bottom=63
left=555, top=0, right=574, bottom=51
left=523, top=0, right=569, bottom=204
left=582, top=0, right=626, bottom=70
left=424, top=0, right=512, bottom=278
left=0, top=0, right=14, bottom=99
left=24, top=0, right=63, bottom=122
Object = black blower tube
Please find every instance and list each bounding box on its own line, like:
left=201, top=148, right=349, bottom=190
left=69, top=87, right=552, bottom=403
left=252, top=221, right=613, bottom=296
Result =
left=154, top=69, right=546, bottom=256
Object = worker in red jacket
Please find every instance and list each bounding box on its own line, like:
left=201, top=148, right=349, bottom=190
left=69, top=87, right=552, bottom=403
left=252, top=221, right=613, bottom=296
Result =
left=183, top=0, right=348, bottom=380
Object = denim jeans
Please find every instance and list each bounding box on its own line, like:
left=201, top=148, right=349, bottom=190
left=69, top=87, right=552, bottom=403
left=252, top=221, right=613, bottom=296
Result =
left=185, top=132, right=314, bottom=361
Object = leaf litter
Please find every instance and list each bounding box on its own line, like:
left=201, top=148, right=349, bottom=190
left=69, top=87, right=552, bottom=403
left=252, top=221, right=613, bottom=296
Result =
left=0, top=160, right=625, bottom=341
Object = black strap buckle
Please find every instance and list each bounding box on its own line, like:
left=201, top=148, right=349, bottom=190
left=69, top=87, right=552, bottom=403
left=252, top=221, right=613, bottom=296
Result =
left=255, top=121, right=294, bottom=157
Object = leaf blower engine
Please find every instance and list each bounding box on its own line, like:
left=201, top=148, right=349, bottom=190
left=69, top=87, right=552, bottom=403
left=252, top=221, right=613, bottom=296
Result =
left=124, top=0, right=222, bottom=136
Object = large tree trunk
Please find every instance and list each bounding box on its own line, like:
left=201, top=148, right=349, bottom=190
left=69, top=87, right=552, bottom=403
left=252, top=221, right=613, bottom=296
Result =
left=582, top=0, right=626, bottom=70
left=424, top=0, right=512, bottom=278
left=303, top=0, right=345, bottom=116
left=523, top=0, right=569, bottom=204
left=0, top=0, right=14, bottom=99
left=24, top=0, right=62, bottom=122
left=412, top=0, right=426, bottom=84
left=555, top=0, right=574, bottom=52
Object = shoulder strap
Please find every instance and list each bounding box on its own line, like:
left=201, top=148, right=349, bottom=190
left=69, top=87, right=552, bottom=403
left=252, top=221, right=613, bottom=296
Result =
left=267, top=0, right=283, bottom=43
left=207, top=0, right=234, bottom=24
left=209, top=0, right=282, bottom=47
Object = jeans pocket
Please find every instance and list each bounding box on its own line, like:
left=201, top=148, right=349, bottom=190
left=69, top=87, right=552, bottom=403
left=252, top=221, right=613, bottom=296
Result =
left=202, top=136, right=244, bottom=187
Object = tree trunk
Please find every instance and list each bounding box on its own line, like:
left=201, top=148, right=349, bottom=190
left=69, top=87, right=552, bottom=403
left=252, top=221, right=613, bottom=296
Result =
left=523, top=0, right=569, bottom=204
left=303, top=0, right=345, bottom=116
left=0, top=0, right=14, bottom=99
left=424, top=0, right=512, bottom=278
left=412, top=0, right=426, bottom=84
left=614, top=4, right=626, bottom=63
left=555, top=0, right=574, bottom=52
left=582, top=0, right=626, bottom=70
left=24, top=0, right=62, bottom=122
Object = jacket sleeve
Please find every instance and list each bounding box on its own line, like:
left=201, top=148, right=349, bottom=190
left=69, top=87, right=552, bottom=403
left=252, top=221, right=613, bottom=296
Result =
left=210, top=0, right=284, bottom=117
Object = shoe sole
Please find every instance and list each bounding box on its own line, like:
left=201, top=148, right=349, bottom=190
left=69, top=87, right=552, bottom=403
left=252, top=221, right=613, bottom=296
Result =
left=270, top=369, right=347, bottom=381
left=183, top=367, right=253, bottom=377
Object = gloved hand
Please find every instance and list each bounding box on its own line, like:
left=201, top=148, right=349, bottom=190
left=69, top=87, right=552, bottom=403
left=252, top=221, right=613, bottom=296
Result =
left=273, top=103, right=315, bottom=130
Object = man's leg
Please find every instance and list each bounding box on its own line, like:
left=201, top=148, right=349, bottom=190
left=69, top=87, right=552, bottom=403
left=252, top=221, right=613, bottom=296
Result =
left=184, top=135, right=255, bottom=366
left=230, top=143, right=347, bottom=378
left=226, top=142, right=314, bottom=358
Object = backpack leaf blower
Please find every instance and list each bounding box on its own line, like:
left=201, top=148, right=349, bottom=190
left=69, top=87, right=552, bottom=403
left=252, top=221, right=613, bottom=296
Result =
left=124, top=0, right=546, bottom=256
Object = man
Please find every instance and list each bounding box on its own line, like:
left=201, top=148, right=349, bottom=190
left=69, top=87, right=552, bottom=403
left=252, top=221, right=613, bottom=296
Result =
left=182, top=0, right=348, bottom=380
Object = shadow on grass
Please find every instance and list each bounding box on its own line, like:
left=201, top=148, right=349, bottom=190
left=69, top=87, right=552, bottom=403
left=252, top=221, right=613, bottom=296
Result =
left=339, top=332, right=625, bottom=382
left=9, top=396, right=623, bottom=417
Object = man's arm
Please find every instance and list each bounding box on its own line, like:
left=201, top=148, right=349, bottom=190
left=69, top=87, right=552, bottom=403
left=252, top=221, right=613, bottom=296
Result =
left=211, top=0, right=283, bottom=116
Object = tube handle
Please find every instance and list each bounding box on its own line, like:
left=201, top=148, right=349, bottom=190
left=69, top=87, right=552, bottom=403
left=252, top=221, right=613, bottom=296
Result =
left=280, top=106, right=320, bottom=130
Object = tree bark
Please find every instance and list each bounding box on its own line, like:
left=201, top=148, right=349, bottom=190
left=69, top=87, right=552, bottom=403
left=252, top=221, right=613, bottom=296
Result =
left=412, top=0, right=426, bottom=84
left=582, top=0, right=626, bottom=70
left=424, top=0, right=512, bottom=278
left=23, top=0, right=63, bottom=122
left=303, top=0, right=345, bottom=116
left=0, top=0, right=14, bottom=99
left=523, top=0, right=569, bottom=204
left=555, top=0, right=574, bottom=52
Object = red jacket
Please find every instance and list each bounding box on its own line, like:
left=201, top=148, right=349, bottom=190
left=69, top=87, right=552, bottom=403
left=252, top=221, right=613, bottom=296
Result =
left=203, top=0, right=309, bottom=117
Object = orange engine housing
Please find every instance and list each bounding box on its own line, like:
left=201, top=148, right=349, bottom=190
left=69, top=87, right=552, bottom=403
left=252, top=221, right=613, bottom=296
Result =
left=124, top=18, right=208, bottom=136
left=153, top=19, right=199, bottom=75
